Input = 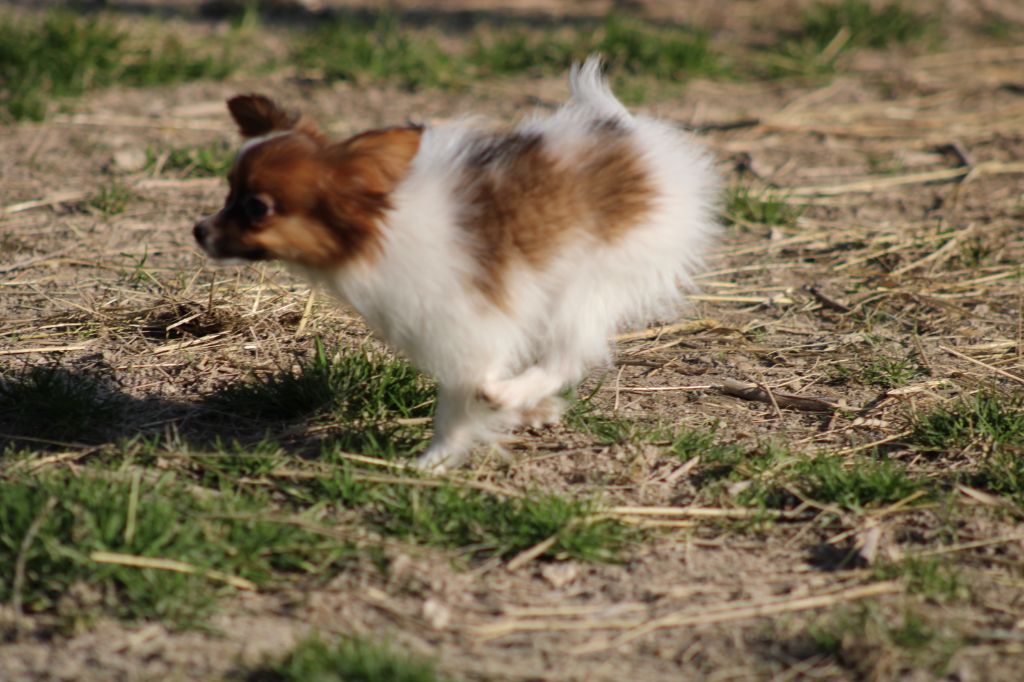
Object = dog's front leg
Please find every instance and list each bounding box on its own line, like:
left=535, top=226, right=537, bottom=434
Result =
left=415, top=385, right=480, bottom=473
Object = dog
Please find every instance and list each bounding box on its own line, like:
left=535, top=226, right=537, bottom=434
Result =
left=193, top=57, right=720, bottom=471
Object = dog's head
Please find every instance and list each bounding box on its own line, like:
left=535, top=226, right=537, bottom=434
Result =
left=193, top=95, right=422, bottom=269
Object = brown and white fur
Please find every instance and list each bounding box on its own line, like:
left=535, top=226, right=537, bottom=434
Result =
left=194, top=57, right=720, bottom=471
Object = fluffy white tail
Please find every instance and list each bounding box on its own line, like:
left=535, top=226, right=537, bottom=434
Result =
left=569, top=55, right=630, bottom=120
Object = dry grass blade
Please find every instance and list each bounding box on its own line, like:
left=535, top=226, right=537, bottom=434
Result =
left=608, top=506, right=806, bottom=520
left=13, top=448, right=103, bottom=473
left=0, top=344, right=93, bottom=356
left=835, top=431, right=912, bottom=455
left=894, top=533, right=1024, bottom=561
left=600, top=384, right=715, bottom=394
left=505, top=535, right=560, bottom=572
left=939, top=345, right=1024, bottom=386
left=913, top=45, right=1024, bottom=67
left=890, top=224, right=974, bottom=276
left=11, top=497, right=58, bottom=629
left=2, top=191, right=87, bottom=214
left=786, top=161, right=1024, bottom=197
left=89, top=551, right=257, bottom=591
left=570, top=582, right=902, bottom=654
left=473, top=615, right=648, bottom=640
left=614, top=319, right=720, bottom=342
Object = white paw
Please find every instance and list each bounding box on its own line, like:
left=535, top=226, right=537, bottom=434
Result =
left=519, top=395, right=566, bottom=429
left=479, top=369, right=558, bottom=413
left=414, top=446, right=466, bottom=473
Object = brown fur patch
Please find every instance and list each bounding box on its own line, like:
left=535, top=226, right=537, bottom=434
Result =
left=207, top=126, right=422, bottom=269
left=459, top=128, right=655, bottom=308
left=228, top=93, right=325, bottom=143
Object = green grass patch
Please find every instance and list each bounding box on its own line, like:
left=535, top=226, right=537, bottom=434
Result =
left=693, top=439, right=788, bottom=487
left=292, top=12, right=457, bottom=89
left=310, top=462, right=630, bottom=562
left=808, top=604, right=961, bottom=677
left=148, top=140, right=235, bottom=178
left=911, top=392, right=1024, bottom=451
left=0, top=472, right=352, bottom=628
left=88, top=181, right=136, bottom=216
left=471, top=13, right=722, bottom=81
left=210, top=342, right=434, bottom=455
left=0, top=11, right=240, bottom=121
left=690, top=439, right=926, bottom=512
left=293, top=11, right=723, bottom=92
left=954, top=236, right=994, bottom=269
left=176, top=439, right=292, bottom=493
left=725, top=187, right=803, bottom=228
left=910, top=392, right=1024, bottom=507
left=786, top=453, right=925, bottom=511
left=801, top=0, right=935, bottom=50
left=565, top=396, right=657, bottom=445
left=136, top=443, right=630, bottom=563
left=761, top=1, right=935, bottom=78
left=567, top=404, right=929, bottom=514
left=861, top=357, right=922, bottom=389
left=0, top=365, right=121, bottom=443
left=668, top=427, right=748, bottom=464
left=983, top=16, right=1020, bottom=42
left=250, top=634, right=447, bottom=682
left=873, top=556, right=966, bottom=602
left=963, top=449, right=1024, bottom=509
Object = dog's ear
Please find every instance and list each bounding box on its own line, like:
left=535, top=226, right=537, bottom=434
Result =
left=227, top=94, right=293, bottom=137
left=226, top=95, right=323, bottom=142
left=308, top=127, right=424, bottom=263
left=327, top=126, right=424, bottom=197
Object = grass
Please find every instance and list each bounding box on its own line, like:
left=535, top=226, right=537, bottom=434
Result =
left=565, top=403, right=925, bottom=513
left=0, top=365, right=121, bottom=443
left=293, top=11, right=722, bottom=92
left=0, top=3, right=942, bottom=122
left=689, top=438, right=926, bottom=512
left=202, top=348, right=631, bottom=564
left=801, top=0, right=935, bottom=50
left=0, top=424, right=629, bottom=635
left=762, top=1, right=935, bottom=78
left=725, top=187, right=804, bottom=228
left=785, top=454, right=925, bottom=511
left=292, top=12, right=457, bottom=89
left=210, top=342, right=434, bottom=454
left=147, top=141, right=235, bottom=178
left=861, top=357, right=922, bottom=389
left=910, top=392, right=1024, bottom=451
left=0, top=472, right=352, bottom=628
left=311, top=462, right=631, bottom=562
left=142, top=441, right=632, bottom=563
left=0, top=11, right=240, bottom=121
left=873, top=556, right=966, bottom=602
left=175, top=439, right=291, bottom=493
left=964, top=449, right=1024, bottom=509
left=88, top=181, right=136, bottom=216
left=565, top=397, right=657, bottom=445
left=808, top=604, right=961, bottom=677
left=119, top=417, right=629, bottom=564
left=568, top=407, right=926, bottom=513
left=249, top=634, right=447, bottom=682
left=471, top=13, right=722, bottom=81
left=955, top=237, right=994, bottom=269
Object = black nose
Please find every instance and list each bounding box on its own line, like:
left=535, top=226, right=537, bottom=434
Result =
left=193, top=223, right=208, bottom=243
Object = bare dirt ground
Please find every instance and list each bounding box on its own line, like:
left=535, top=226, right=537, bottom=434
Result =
left=2, top=1, right=1024, bottom=680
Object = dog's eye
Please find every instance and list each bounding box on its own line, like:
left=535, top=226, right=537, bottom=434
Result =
left=243, top=196, right=271, bottom=222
